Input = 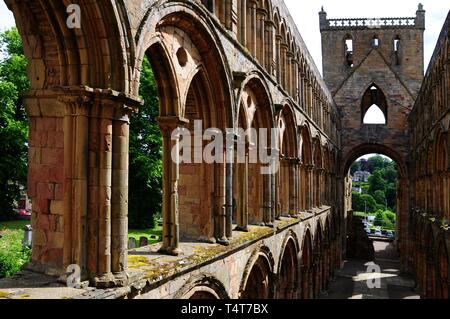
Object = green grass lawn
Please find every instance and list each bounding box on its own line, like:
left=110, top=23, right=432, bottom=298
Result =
left=0, top=220, right=31, bottom=278
left=0, top=220, right=29, bottom=232
left=128, top=225, right=162, bottom=245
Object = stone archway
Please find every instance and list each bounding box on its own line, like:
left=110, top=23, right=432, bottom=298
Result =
left=300, top=229, right=314, bottom=299
left=341, top=143, right=410, bottom=272
left=240, top=250, right=274, bottom=299
left=277, top=237, right=299, bottom=299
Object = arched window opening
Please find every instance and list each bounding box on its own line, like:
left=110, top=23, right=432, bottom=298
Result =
left=394, top=36, right=401, bottom=65
left=361, top=85, right=388, bottom=125
left=344, top=35, right=354, bottom=67
left=372, top=35, right=379, bottom=47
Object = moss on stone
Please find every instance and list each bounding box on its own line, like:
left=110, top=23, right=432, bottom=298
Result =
left=0, top=291, right=11, bottom=299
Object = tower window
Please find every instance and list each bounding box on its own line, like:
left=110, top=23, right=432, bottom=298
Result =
left=372, top=35, right=379, bottom=47
left=344, top=35, right=354, bottom=67
left=394, top=36, right=401, bottom=65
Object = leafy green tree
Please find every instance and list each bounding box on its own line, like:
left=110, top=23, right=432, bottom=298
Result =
left=128, top=56, right=162, bottom=229
left=352, top=191, right=364, bottom=212
left=350, top=161, right=361, bottom=175
left=360, top=194, right=377, bottom=213
left=373, top=190, right=386, bottom=206
left=385, top=184, right=396, bottom=210
left=0, top=28, right=29, bottom=220
left=369, top=171, right=386, bottom=194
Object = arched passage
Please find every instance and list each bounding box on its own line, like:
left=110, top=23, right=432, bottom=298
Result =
left=241, top=253, right=273, bottom=299
left=142, top=7, right=234, bottom=253
left=300, top=229, right=314, bottom=299
left=313, top=224, right=323, bottom=297
left=300, top=125, right=313, bottom=211
left=277, top=237, right=299, bottom=299
left=278, top=104, right=299, bottom=217
left=235, top=75, right=274, bottom=227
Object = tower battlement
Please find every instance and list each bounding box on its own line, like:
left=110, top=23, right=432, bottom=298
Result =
left=319, top=4, right=425, bottom=31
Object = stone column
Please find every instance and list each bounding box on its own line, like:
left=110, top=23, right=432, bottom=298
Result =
left=264, top=20, right=275, bottom=74
left=289, top=158, right=299, bottom=217
left=240, top=0, right=247, bottom=45
left=111, top=104, right=133, bottom=279
left=306, top=165, right=314, bottom=210
left=263, top=169, right=272, bottom=226
left=275, top=35, right=282, bottom=82
left=89, top=99, right=114, bottom=283
left=59, top=93, right=90, bottom=278
left=249, top=0, right=257, bottom=57
left=157, top=116, right=188, bottom=256
left=256, top=8, right=266, bottom=65
left=236, top=146, right=249, bottom=232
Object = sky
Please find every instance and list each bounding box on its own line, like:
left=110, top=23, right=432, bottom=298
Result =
left=0, top=0, right=447, bottom=155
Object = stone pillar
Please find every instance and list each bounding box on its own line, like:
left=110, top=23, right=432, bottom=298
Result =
left=289, top=158, right=299, bottom=217
left=214, top=158, right=231, bottom=246
left=263, top=170, right=272, bottom=226
left=157, top=116, right=188, bottom=256
left=306, top=165, right=314, bottom=210
left=256, top=8, right=266, bottom=65
left=240, top=0, right=247, bottom=45
left=25, top=87, right=140, bottom=287
left=275, top=35, right=282, bottom=82
left=249, top=0, right=257, bottom=57
left=265, top=20, right=275, bottom=75
left=236, top=147, right=249, bottom=232
left=111, top=108, right=131, bottom=278
left=225, top=133, right=235, bottom=239
left=59, top=94, right=89, bottom=279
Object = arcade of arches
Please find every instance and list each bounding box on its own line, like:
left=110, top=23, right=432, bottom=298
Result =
left=1, top=0, right=449, bottom=299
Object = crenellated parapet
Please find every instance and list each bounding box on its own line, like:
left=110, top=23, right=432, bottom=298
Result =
left=319, top=4, right=425, bottom=31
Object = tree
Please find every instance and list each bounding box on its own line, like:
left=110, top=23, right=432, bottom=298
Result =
left=0, top=28, right=29, bottom=220
left=360, top=194, right=377, bottom=214
left=128, top=56, right=163, bottom=229
left=350, top=161, right=361, bottom=175
left=368, top=171, right=386, bottom=194
left=373, top=190, right=386, bottom=206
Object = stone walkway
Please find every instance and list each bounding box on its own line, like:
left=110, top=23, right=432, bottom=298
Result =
left=321, top=241, right=420, bottom=299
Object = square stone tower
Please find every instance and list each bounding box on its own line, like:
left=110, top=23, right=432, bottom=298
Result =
left=320, top=4, right=425, bottom=96
left=319, top=5, right=426, bottom=274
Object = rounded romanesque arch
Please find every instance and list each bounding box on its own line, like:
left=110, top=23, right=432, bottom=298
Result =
left=235, top=74, right=275, bottom=227
left=137, top=3, right=236, bottom=250
left=278, top=103, right=299, bottom=217
left=277, top=232, right=300, bottom=299
left=299, top=124, right=313, bottom=211
left=313, top=223, right=324, bottom=298
left=240, top=246, right=275, bottom=299
left=175, top=274, right=229, bottom=299
left=300, top=228, right=314, bottom=299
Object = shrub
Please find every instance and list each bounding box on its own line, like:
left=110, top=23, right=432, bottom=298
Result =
left=0, top=229, right=31, bottom=278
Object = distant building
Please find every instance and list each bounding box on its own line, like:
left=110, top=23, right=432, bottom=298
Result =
left=352, top=171, right=370, bottom=182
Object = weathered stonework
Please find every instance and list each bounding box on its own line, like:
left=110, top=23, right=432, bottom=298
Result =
left=0, top=0, right=448, bottom=299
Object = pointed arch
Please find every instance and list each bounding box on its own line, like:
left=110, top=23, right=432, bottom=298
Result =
left=361, top=83, right=388, bottom=124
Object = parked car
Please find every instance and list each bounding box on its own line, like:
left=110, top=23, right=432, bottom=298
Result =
left=374, top=230, right=382, bottom=236
left=386, top=231, right=395, bottom=239
left=16, top=208, right=31, bottom=220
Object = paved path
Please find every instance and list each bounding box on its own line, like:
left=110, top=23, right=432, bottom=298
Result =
left=320, top=241, right=420, bottom=299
